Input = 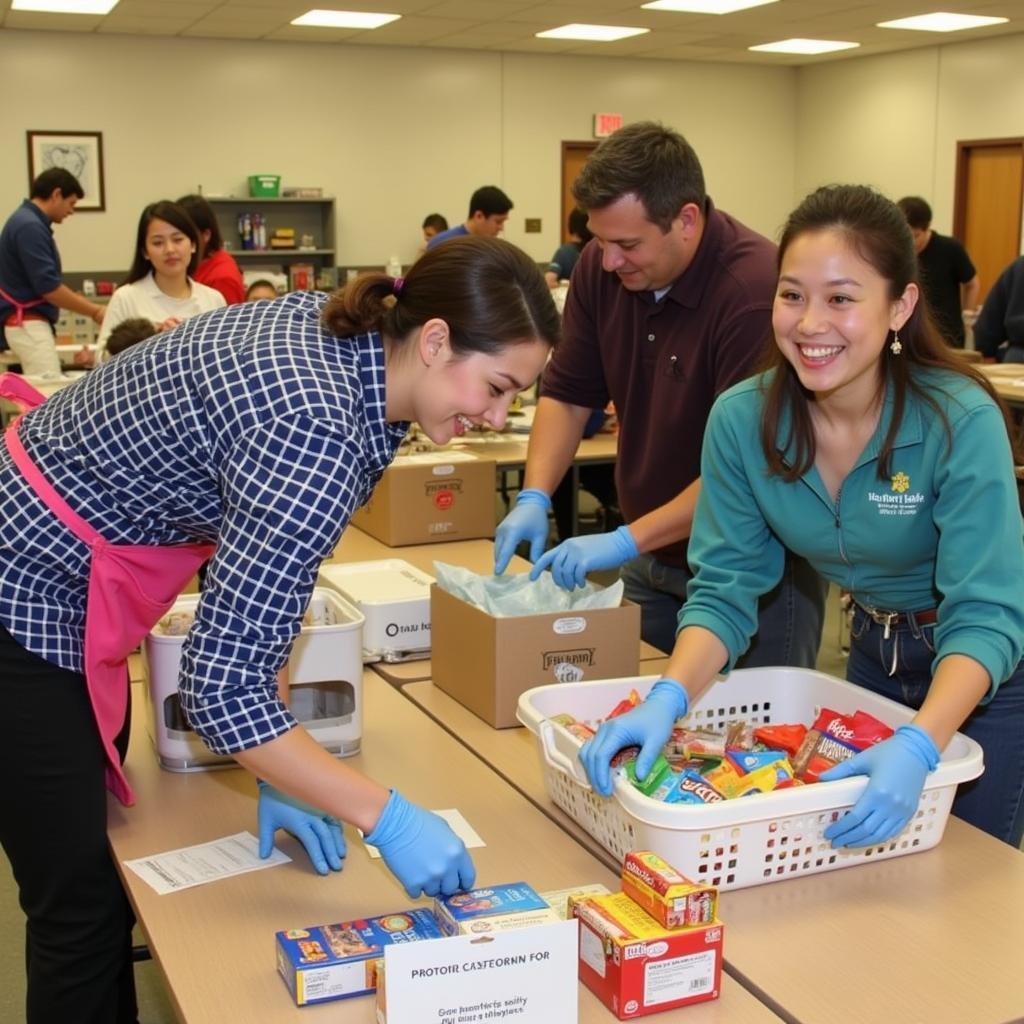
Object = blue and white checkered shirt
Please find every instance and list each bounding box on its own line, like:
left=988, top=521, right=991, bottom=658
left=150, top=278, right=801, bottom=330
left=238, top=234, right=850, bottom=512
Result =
left=0, top=292, right=406, bottom=753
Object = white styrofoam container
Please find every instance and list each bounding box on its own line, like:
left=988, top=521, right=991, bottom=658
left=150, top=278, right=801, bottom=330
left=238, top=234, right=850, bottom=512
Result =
left=517, top=669, right=983, bottom=892
left=144, top=587, right=365, bottom=771
left=318, top=559, right=433, bottom=662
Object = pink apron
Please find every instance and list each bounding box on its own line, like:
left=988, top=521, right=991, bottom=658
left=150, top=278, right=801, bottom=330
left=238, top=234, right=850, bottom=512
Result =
left=0, top=285, right=45, bottom=327
left=1, top=373, right=215, bottom=805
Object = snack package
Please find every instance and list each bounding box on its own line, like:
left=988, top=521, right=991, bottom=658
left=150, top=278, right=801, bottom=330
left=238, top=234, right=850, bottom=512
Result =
left=621, top=754, right=674, bottom=796
left=726, top=749, right=787, bottom=775
left=621, top=851, right=718, bottom=929
left=753, top=723, right=808, bottom=757
left=793, top=708, right=894, bottom=783
left=663, top=770, right=726, bottom=804
left=669, top=727, right=726, bottom=760
left=549, top=713, right=597, bottom=743
left=607, top=689, right=642, bottom=720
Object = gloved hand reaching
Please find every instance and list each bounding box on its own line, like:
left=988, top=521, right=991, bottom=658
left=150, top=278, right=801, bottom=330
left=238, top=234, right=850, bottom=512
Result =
left=494, top=489, right=551, bottom=575
left=579, top=679, right=690, bottom=797
left=820, top=723, right=940, bottom=848
left=257, top=781, right=346, bottom=875
left=364, top=790, right=476, bottom=898
left=530, top=525, right=638, bottom=591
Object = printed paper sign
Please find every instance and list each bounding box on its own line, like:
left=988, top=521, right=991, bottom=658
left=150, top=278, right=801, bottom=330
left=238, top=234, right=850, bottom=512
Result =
left=123, top=831, right=290, bottom=895
left=383, top=919, right=578, bottom=1023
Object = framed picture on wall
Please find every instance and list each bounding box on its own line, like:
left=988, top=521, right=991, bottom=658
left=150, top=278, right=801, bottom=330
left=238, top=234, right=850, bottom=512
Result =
left=26, top=130, right=105, bottom=212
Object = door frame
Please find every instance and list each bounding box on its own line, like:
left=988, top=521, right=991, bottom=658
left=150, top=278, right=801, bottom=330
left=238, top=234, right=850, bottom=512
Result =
left=952, top=137, right=1024, bottom=249
left=561, top=141, right=599, bottom=243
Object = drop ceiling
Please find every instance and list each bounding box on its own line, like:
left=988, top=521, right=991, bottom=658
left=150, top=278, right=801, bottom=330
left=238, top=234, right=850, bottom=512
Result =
left=1, top=0, right=1023, bottom=65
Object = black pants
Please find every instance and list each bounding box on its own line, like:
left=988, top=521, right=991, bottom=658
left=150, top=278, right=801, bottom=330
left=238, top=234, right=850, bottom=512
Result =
left=0, top=625, right=138, bottom=1024
left=550, top=464, right=620, bottom=543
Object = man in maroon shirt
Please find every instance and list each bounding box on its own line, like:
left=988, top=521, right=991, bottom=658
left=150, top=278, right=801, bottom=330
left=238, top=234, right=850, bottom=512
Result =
left=494, top=122, right=825, bottom=661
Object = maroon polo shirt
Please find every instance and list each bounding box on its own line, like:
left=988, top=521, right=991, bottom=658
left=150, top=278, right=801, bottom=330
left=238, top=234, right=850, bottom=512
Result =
left=541, top=200, right=777, bottom=568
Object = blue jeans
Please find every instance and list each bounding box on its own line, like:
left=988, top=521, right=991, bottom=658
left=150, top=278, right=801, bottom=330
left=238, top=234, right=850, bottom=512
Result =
left=848, top=605, right=1024, bottom=848
left=619, top=551, right=827, bottom=669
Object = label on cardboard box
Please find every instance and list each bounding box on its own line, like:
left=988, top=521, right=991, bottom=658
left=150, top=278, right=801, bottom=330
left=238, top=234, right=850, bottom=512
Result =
left=382, top=920, right=578, bottom=1024
left=434, top=882, right=550, bottom=937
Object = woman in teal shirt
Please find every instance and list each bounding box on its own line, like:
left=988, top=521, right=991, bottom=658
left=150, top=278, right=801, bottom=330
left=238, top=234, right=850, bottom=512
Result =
left=581, top=184, right=1024, bottom=848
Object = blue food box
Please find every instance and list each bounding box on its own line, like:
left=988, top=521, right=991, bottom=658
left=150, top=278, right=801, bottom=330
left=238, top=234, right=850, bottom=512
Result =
left=275, top=908, right=442, bottom=1006
left=434, top=882, right=549, bottom=937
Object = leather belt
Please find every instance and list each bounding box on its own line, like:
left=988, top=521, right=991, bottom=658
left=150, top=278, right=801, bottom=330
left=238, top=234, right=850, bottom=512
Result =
left=855, top=601, right=938, bottom=630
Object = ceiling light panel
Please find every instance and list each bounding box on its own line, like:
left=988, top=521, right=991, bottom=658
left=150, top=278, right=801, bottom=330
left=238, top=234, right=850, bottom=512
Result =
left=749, top=37, right=860, bottom=54
left=642, top=0, right=778, bottom=13
left=291, top=9, right=401, bottom=29
left=876, top=12, right=1008, bottom=33
left=12, top=0, right=118, bottom=12
left=536, top=23, right=650, bottom=41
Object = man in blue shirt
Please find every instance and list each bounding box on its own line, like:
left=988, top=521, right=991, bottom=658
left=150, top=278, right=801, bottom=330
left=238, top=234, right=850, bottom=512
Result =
left=426, top=185, right=513, bottom=249
left=0, top=168, right=106, bottom=376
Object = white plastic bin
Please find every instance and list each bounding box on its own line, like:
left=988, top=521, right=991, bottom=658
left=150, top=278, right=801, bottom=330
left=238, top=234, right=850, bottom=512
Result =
left=518, top=669, right=983, bottom=891
left=318, top=559, right=433, bottom=662
left=144, top=587, right=364, bottom=771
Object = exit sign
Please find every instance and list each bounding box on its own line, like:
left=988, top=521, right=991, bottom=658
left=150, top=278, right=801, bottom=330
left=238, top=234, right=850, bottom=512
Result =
left=593, top=112, right=623, bottom=138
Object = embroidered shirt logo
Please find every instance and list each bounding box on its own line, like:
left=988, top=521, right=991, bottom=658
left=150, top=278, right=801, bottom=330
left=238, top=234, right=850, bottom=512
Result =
left=868, top=471, right=925, bottom=517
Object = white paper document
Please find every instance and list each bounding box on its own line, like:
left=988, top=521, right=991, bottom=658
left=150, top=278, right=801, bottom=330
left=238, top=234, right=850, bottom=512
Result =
left=365, top=809, right=485, bottom=859
left=123, top=831, right=290, bottom=895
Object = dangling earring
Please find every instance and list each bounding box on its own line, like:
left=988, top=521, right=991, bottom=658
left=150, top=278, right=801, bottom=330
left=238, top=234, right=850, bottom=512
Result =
left=890, top=330, right=902, bottom=355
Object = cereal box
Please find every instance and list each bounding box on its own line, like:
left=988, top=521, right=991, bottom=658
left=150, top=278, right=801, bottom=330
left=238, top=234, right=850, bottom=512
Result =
left=433, top=882, right=552, bottom=937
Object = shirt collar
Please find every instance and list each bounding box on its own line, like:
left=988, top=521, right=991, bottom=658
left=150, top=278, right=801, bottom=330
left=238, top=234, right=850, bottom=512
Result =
left=23, top=199, right=53, bottom=230
left=358, top=330, right=407, bottom=471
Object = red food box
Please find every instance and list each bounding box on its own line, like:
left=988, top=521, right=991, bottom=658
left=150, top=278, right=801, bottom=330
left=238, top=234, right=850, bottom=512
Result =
left=571, top=892, right=723, bottom=1020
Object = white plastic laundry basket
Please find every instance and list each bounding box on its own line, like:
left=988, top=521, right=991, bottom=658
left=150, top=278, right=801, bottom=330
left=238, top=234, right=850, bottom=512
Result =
left=517, top=669, right=983, bottom=892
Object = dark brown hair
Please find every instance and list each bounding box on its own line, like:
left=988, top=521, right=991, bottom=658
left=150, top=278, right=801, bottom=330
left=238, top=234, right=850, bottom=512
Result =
left=321, top=235, right=560, bottom=357
left=761, top=184, right=1021, bottom=480
left=125, top=201, right=201, bottom=284
left=177, top=194, right=224, bottom=256
left=106, top=317, right=157, bottom=356
left=572, top=121, right=705, bottom=232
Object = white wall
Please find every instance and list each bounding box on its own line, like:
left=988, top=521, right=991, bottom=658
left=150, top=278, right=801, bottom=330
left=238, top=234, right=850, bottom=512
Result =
left=0, top=30, right=797, bottom=272
left=796, top=31, right=1024, bottom=242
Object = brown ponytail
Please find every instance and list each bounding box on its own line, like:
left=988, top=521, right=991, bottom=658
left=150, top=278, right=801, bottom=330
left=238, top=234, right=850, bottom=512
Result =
left=321, top=236, right=560, bottom=356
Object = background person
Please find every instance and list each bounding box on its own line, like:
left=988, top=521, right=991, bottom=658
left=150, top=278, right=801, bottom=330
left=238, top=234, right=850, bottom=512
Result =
left=426, top=186, right=513, bottom=250
left=973, top=254, right=1024, bottom=363
left=421, top=212, right=448, bottom=244
left=0, top=168, right=106, bottom=377
left=581, top=185, right=1024, bottom=851
left=96, top=201, right=225, bottom=359
left=103, top=317, right=157, bottom=357
left=544, top=207, right=593, bottom=288
left=897, top=195, right=978, bottom=348
left=0, top=235, right=559, bottom=1023
left=495, top=121, right=826, bottom=664
left=244, top=279, right=279, bottom=302
left=177, top=193, right=245, bottom=305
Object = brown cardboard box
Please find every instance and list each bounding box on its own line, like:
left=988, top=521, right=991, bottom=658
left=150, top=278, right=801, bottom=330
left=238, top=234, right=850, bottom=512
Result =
left=430, top=584, right=641, bottom=727
left=351, top=452, right=495, bottom=546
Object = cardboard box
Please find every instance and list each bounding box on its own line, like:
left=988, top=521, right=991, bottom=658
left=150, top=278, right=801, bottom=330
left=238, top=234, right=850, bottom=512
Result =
left=351, top=452, right=495, bottom=546
left=434, top=882, right=556, bottom=936
left=275, top=909, right=442, bottom=1006
left=572, top=893, right=723, bottom=1019
left=430, top=585, right=641, bottom=728
left=621, top=851, right=717, bottom=930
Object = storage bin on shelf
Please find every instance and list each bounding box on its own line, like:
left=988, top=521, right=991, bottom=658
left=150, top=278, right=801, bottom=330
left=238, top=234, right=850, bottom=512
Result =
left=248, top=174, right=281, bottom=197
left=143, top=587, right=364, bottom=771
left=517, top=668, right=983, bottom=892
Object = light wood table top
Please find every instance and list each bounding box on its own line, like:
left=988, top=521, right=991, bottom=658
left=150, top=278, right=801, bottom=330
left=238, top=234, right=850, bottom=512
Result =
left=979, top=363, right=1024, bottom=407
left=401, top=681, right=1024, bottom=1024
left=111, top=673, right=778, bottom=1023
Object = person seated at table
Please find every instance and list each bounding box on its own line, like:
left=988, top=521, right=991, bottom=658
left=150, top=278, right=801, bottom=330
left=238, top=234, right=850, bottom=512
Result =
left=577, top=184, right=1024, bottom=851
left=244, top=278, right=279, bottom=302
left=973, top=254, right=1024, bottom=363
left=421, top=213, right=448, bottom=245
left=0, top=235, right=559, bottom=1023
left=104, top=316, right=157, bottom=357
left=96, top=200, right=225, bottom=360
left=177, top=193, right=245, bottom=305
left=545, top=208, right=593, bottom=288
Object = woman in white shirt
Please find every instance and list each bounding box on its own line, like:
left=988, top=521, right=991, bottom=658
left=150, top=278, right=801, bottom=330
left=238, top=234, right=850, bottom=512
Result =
left=96, top=200, right=225, bottom=357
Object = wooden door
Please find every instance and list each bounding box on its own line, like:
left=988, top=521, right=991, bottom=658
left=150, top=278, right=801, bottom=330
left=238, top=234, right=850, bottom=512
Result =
left=953, top=139, right=1024, bottom=304
left=561, top=142, right=598, bottom=242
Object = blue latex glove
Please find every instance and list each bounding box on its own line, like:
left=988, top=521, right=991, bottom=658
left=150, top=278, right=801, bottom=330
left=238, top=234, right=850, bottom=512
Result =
left=820, top=724, right=940, bottom=848
left=257, top=781, right=346, bottom=875
left=530, top=525, right=638, bottom=590
left=579, top=679, right=689, bottom=797
left=364, top=790, right=476, bottom=899
left=494, top=489, right=551, bottom=575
